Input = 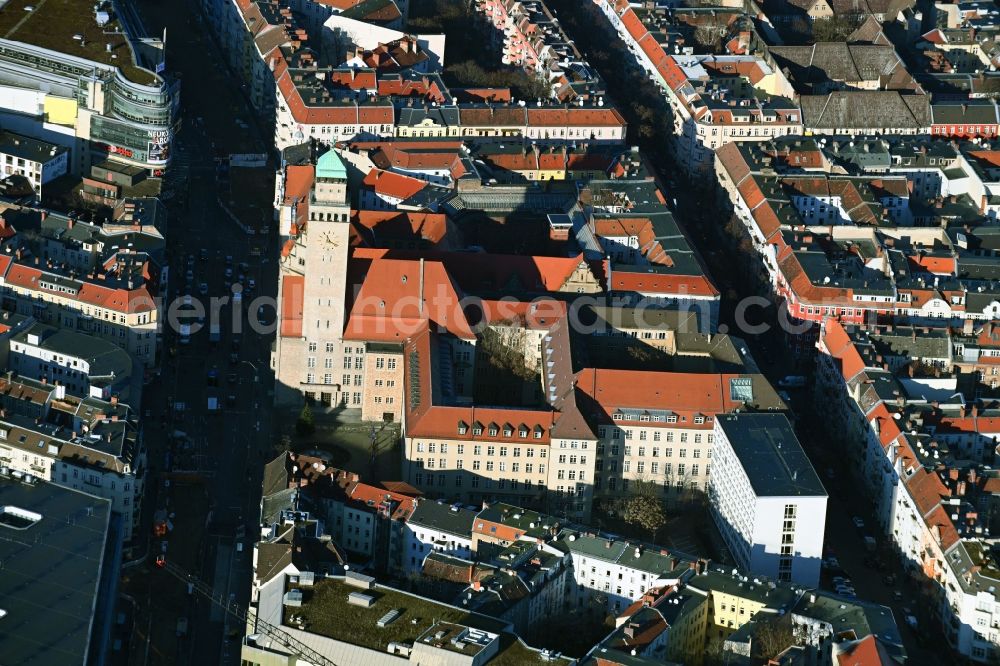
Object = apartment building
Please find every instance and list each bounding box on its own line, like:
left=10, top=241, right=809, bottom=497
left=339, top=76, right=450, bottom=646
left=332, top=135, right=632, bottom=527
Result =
left=7, top=321, right=136, bottom=406
left=709, top=413, right=827, bottom=586
left=0, top=0, right=175, bottom=175
left=552, top=529, right=698, bottom=615
left=0, top=131, right=69, bottom=199
left=245, top=571, right=571, bottom=666
left=0, top=378, right=144, bottom=545
left=586, top=566, right=905, bottom=666
left=714, top=136, right=1000, bottom=335
left=592, top=0, right=800, bottom=172
left=816, top=318, right=1000, bottom=661
left=422, top=542, right=570, bottom=634
left=403, top=499, right=476, bottom=573
left=475, top=0, right=604, bottom=102
left=579, top=365, right=786, bottom=505
left=799, top=91, right=931, bottom=136
left=0, top=203, right=164, bottom=369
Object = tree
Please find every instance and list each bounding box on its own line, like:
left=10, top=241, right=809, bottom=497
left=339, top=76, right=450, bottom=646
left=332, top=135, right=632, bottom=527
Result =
left=295, top=403, right=315, bottom=436
left=618, top=483, right=667, bottom=538
left=273, top=434, right=293, bottom=454
left=810, top=16, right=860, bottom=43
left=752, top=615, right=795, bottom=661
left=693, top=24, right=727, bottom=52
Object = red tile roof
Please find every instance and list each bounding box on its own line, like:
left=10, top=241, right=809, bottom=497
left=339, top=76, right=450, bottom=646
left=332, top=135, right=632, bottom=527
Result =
left=351, top=210, right=450, bottom=246
left=347, top=481, right=416, bottom=521
left=343, top=256, right=474, bottom=341
left=577, top=368, right=757, bottom=423
left=823, top=319, right=866, bottom=380
left=836, top=635, right=890, bottom=666
left=362, top=168, right=428, bottom=200
left=280, top=275, right=304, bottom=338
left=525, top=107, right=626, bottom=128
left=283, top=165, right=314, bottom=204
left=610, top=271, right=718, bottom=297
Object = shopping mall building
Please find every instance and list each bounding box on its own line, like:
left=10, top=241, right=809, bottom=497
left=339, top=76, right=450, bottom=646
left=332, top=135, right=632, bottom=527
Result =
left=0, top=3, right=178, bottom=176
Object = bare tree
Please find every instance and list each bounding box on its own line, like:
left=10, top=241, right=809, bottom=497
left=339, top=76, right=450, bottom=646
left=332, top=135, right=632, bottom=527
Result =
left=694, top=24, right=727, bottom=51
left=752, top=615, right=795, bottom=661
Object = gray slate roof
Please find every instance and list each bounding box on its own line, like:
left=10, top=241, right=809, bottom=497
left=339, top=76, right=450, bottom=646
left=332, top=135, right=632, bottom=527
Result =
left=800, top=91, right=930, bottom=130
left=0, top=477, right=113, bottom=666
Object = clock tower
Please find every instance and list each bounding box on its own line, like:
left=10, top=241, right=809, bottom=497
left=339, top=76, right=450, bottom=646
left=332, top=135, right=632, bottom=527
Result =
left=299, top=148, right=352, bottom=405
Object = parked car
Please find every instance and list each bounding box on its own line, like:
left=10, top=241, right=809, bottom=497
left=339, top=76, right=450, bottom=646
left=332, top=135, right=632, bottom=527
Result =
left=778, top=375, right=807, bottom=388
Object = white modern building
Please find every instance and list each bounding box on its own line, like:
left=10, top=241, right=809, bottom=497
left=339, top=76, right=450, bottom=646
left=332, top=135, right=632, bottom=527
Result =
left=403, top=499, right=476, bottom=573
left=709, top=413, right=827, bottom=587
left=7, top=322, right=136, bottom=406
left=552, top=529, right=697, bottom=615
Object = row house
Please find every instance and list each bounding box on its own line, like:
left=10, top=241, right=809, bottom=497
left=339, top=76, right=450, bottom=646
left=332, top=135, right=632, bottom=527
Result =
left=402, top=499, right=476, bottom=573
left=715, top=139, right=1000, bottom=335
left=0, top=220, right=161, bottom=369
left=0, top=379, right=144, bottom=547
left=552, top=529, right=698, bottom=615
left=475, top=0, right=604, bottom=102
left=592, top=0, right=800, bottom=172
left=816, top=318, right=1000, bottom=662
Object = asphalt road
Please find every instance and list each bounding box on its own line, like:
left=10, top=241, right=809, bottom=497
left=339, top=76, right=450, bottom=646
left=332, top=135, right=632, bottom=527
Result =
left=126, top=0, right=278, bottom=664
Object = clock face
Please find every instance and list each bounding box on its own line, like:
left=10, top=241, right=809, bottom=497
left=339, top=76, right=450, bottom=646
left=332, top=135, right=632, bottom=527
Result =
left=322, top=231, right=339, bottom=247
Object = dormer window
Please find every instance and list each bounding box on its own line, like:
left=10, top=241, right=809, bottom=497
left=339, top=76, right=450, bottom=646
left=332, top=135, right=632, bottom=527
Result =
left=488, top=423, right=499, bottom=436
left=473, top=422, right=484, bottom=436
left=458, top=420, right=468, bottom=435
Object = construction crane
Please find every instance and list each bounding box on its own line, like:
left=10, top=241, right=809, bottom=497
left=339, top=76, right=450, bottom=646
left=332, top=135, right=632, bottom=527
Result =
left=155, top=557, right=339, bottom=666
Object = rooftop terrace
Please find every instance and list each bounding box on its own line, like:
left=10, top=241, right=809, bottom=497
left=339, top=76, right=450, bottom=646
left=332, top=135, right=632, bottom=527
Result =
left=0, top=0, right=158, bottom=85
left=287, top=578, right=564, bottom=664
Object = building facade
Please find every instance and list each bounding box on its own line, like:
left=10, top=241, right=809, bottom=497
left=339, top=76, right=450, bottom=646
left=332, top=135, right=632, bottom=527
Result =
left=709, top=414, right=827, bottom=586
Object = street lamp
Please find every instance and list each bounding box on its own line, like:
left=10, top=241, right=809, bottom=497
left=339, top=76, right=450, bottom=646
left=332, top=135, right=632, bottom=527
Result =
left=240, top=360, right=259, bottom=382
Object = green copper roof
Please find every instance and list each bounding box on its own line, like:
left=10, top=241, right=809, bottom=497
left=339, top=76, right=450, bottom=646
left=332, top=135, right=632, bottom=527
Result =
left=316, top=149, right=347, bottom=180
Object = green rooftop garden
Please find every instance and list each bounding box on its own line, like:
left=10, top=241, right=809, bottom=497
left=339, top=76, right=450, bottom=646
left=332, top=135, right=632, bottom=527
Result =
left=0, top=0, right=159, bottom=86
left=288, top=579, right=566, bottom=664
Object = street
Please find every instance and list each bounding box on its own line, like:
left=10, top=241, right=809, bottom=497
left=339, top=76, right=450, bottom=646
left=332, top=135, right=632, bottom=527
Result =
left=121, top=0, right=277, bottom=664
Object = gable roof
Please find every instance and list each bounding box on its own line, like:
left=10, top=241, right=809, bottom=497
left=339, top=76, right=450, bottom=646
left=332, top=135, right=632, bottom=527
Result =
left=800, top=91, right=930, bottom=129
